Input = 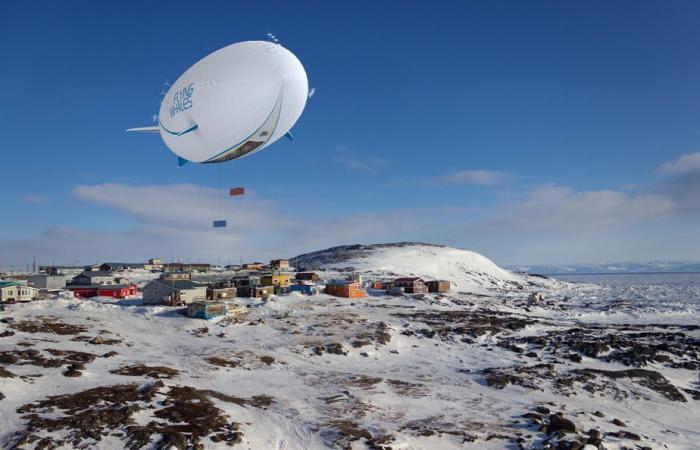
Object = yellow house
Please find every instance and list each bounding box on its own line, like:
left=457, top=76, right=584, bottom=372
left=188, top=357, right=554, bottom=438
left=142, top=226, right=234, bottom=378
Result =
left=261, top=273, right=292, bottom=287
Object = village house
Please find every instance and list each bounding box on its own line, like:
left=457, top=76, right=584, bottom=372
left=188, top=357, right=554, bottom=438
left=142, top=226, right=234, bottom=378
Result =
left=295, top=272, right=319, bottom=282
left=270, top=259, right=289, bottom=270
left=426, top=280, right=451, bottom=293
left=242, top=262, right=265, bottom=271
left=98, top=262, right=144, bottom=271
left=142, top=278, right=206, bottom=306
left=161, top=271, right=192, bottom=281
left=393, top=277, right=429, bottom=294
left=39, top=265, right=84, bottom=277
left=28, top=274, right=67, bottom=291
left=261, top=273, right=292, bottom=288
left=143, top=258, right=163, bottom=271
left=324, top=280, right=366, bottom=298
left=237, top=285, right=274, bottom=298
left=0, top=281, right=40, bottom=302
left=207, top=282, right=236, bottom=300
left=161, top=262, right=211, bottom=273
left=231, top=275, right=260, bottom=288
left=68, top=284, right=137, bottom=299
left=70, top=271, right=116, bottom=286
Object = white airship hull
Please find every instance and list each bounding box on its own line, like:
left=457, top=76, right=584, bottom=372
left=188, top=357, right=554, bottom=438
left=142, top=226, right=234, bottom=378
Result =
left=154, top=41, right=308, bottom=164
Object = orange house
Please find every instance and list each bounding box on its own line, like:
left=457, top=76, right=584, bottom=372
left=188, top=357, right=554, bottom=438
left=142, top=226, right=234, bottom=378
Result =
left=324, top=280, right=366, bottom=298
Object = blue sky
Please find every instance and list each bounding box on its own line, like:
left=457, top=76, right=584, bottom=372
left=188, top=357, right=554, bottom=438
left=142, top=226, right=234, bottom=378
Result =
left=2, top=0, right=700, bottom=268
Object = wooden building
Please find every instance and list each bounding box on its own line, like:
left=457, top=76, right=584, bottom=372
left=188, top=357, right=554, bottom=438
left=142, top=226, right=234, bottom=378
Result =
left=393, top=277, right=429, bottom=294
left=324, top=280, right=366, bottom=298
left=426, top=280, right=451, bottom=293
left=68, top=284, right=137, bottom=299
left=207, top=286, right=236, bottom=300
left=142, top=279, right=205, bottom=305
left=261, top=273, right=292, bottom=288
left=295, top=272, right=319, bottom=282
left=270, top=259, right=290, bottom=270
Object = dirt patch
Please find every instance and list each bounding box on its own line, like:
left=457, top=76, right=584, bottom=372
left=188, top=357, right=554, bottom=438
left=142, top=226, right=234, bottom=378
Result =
left=191, top=327, right=209, bottom=337
left=10, top=319, right=88, bottom=335
left=387, top=379, right=429, bottom=397
left=0, top=367, right=16, bottom=378
left=346, top=374, right=383, bottom=390
left=0, top=349, right=64, bottom=368
left=110, top=364, right=179, bottom=379
left=207, top=356, right=240, bottom=368
left=10, top=382, right=260, bottom=449
left=45, top=348, right=98, bottom=364
left=259, top=355, right=275, bottom=365
left=321, top=419, right=393, bottom=450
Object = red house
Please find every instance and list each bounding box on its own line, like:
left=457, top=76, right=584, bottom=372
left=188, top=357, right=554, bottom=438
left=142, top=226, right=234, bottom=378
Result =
left=393, top=277, right=429, bottom=294
left=68, top=284, right=137, bottom=299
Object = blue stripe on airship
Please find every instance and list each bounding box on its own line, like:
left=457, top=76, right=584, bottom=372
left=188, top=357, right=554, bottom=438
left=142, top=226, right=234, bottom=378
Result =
left=159, top=120, right=199, bottom=137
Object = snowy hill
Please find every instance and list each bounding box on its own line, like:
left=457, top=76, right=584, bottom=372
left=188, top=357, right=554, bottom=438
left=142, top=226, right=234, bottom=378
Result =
left=292, top=242, right=525, bottom=292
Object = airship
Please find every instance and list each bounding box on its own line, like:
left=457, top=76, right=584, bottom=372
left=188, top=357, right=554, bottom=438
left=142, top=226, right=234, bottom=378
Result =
left=128, top=40, right=309, bottom=167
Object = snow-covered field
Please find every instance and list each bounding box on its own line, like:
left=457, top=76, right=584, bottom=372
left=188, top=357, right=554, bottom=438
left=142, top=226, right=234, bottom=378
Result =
left=0, top=244, right=698, bottom=449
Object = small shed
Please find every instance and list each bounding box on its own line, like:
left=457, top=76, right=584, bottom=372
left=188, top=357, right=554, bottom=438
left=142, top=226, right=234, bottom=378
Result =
left=187, top=301, right=227, bottom=320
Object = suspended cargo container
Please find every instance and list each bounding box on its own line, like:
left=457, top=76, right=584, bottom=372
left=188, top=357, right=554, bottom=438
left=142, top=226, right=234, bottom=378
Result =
left=187, top=301, right=227, bottom=320
left=213, top=220, right=227, bottom=228
left=229, top=187, right=245, bottom=196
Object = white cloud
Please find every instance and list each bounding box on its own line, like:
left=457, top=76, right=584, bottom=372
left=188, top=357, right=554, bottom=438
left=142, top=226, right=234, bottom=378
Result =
left=435, top=170, right=510, bottom=186
left=653, top=151, right=700, bottom=213
left=333, top=147, right=392, bottom=172
left=1, top=183, right=422, bottom=265
left=480, top=183, right=674, bottom=232
left=658, top=152, right=700, bottom=175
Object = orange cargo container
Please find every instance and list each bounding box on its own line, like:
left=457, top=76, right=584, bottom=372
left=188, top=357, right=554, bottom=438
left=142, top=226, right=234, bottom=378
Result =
left=229, top=187, right=245, bottom=196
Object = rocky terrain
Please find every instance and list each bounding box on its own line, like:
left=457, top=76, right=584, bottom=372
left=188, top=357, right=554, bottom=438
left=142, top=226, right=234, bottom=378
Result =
left=0, top=244, right=698, bottom=449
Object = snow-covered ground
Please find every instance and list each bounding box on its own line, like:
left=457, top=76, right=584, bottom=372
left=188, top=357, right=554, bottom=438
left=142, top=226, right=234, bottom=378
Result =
left=0, top=244, right=698, bottom=449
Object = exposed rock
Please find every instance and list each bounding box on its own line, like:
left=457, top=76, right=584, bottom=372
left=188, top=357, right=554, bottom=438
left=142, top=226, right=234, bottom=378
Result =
left=548, top=414, right=576, bottom=434
left=110, top=364, right=179, bottom=379
left=575, top=368, right=687, bottom=402
left=611, top=418, right=626, bottom=427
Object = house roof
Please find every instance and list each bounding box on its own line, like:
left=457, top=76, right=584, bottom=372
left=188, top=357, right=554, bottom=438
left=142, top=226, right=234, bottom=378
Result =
left=326, top=279, right=356, bottom=286
left=78, top=271, right=115, bottom=278
left=295, top=272, right=317, bottom=279
left=68, top=284, right=135, bottom=290
left=151, top=279, right=203, bottom=290
left=0, top=281, right=22, bottom=288
left=394, top=277, right=424, bottom=283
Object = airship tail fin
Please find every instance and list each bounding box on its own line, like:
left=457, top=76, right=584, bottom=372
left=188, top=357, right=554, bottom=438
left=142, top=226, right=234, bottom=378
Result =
left=126, top=126, right=160, bottom=133
left=177, top=157, right=189, bottom=167
left=285, top=131, right=294, bottom=142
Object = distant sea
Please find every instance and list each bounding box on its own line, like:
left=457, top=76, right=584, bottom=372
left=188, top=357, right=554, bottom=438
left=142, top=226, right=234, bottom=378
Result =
left=550, top=273, right=700, bottom=320
left=552, top=272, right=700, bottom=285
